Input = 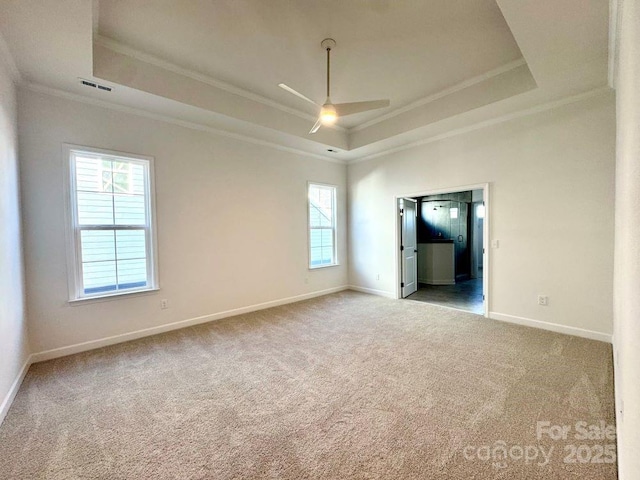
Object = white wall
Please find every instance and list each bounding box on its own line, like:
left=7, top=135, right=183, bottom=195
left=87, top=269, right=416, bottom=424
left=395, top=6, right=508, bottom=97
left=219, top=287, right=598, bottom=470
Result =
left=19, top=89, right=348, bottom=354
left=0, top=42, right=29, bottom=419
left=348, top=92, right=615, bottom=337
left=613, top=0, right=640, bottom=477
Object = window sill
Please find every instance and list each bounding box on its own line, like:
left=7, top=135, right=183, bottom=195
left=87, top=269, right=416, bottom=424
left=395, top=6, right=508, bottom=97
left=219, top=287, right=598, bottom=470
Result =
left=309, top=263, right=340, bottom=270
left=68, top=287, right=160, bottom=306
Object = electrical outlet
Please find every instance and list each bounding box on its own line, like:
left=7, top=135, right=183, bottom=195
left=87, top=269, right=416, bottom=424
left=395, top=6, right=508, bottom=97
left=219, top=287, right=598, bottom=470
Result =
left=160, top=299, right=169, bottom=309
left=537, top=295, right=549, bottom=306
left=376, top=273, right=380, bottom=281
left=491, top=239, right=500, bottom=249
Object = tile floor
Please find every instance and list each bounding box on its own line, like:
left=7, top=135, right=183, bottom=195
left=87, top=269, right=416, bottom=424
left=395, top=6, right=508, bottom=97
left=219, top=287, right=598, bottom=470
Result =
left=406, top=277, right=484, bottom=314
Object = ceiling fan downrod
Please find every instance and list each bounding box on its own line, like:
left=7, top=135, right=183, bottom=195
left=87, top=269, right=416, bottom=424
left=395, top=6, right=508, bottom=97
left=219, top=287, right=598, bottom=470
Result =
left=321, top=38, right=336, bottom=101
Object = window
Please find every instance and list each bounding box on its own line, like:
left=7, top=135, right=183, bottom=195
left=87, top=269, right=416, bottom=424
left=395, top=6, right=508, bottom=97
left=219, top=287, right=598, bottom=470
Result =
left=308, top=183, right=337, bottom=268
left=65, top=145, right=158, bottom=300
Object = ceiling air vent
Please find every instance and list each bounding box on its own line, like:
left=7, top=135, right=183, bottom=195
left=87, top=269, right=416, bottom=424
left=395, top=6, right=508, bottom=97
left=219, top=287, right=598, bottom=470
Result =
left=79, top=78, right=112, bottom=92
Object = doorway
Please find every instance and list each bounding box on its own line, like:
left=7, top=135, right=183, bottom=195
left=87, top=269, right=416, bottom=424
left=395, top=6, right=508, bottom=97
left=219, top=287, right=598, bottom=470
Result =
left=396, top=184, right=489, bottom=316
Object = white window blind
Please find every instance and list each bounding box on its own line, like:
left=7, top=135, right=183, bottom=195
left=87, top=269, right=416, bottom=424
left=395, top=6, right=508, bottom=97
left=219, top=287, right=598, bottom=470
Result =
left=308, top=183, right=337, bottom=268
left=67, top=146, right=157, bottom=300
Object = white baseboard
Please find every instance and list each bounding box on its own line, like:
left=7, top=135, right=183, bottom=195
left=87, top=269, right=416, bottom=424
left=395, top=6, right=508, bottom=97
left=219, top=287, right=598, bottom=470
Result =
left=489, top=312, right=612, bottom=343
left=0, top=355, right=33, bottom=426
left=348, top=285, right=396, bottom=299
left=32, top=286, right=350, bottom=363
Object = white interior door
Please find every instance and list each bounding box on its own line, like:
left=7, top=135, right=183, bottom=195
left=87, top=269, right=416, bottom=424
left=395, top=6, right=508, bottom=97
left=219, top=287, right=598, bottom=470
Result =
left=400, top=198, right=418, bottom=297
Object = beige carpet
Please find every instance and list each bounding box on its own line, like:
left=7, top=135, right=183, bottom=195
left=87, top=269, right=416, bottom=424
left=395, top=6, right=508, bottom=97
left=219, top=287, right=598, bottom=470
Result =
left=0, top=291, right=616, bottom=479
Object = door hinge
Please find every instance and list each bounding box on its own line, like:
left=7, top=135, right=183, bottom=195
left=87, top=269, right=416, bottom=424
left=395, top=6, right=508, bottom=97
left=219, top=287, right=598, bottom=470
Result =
left=400, top=208, right=404, bottom=216
left=400, top=245, right=404, bottom=251
left=483, top=248, right=485, bottom=254
left=483, top=295, right=485, bottom=301
left=401, top=282, right=405, bottom=288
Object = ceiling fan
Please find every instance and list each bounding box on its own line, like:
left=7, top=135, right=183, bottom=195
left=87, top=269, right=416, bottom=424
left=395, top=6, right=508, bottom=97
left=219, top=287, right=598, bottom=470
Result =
left=279, top=38, right=390, bottom=134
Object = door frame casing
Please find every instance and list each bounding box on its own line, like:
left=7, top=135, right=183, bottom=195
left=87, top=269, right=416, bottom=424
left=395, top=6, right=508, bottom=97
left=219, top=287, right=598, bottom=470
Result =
left=394, top=182, right=490, bottom=318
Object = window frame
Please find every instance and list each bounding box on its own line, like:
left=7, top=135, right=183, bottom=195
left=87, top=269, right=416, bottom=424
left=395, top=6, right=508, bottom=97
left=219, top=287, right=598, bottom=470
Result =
left=63, top=144, right=159, bottom=302
left=307, top=182, right=338, bottom=269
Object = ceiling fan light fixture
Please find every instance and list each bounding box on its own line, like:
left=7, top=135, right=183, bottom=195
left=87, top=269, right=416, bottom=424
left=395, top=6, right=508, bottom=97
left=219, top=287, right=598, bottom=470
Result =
left=279, top=38, right=390, bottom=134
left=320, top=104, right=337, bottom=125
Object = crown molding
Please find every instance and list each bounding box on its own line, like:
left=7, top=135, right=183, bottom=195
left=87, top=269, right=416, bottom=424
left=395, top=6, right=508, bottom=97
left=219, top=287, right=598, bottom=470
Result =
left=349, top=86, right=612, bottom=165
left=21, top=83, right=611, bottom=165
left=94, top=35, right=347, bottom=133
left=0, top=31, right=21, bottom=83
left=23, top=82, right=346, bottom=165
left=21, top=81, right=610, bottom=168
left=350, top=58, right=528, bottom=132
left=92, top=37, right=535, bottom=141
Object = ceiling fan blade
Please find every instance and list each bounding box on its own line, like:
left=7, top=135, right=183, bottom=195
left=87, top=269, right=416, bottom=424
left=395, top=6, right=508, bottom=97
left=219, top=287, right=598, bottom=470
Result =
left=334, top=100, right=390, bottom=117
left=309, top=118, right=322, bottom=134
left=278, top=83, right=320, bottom=106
